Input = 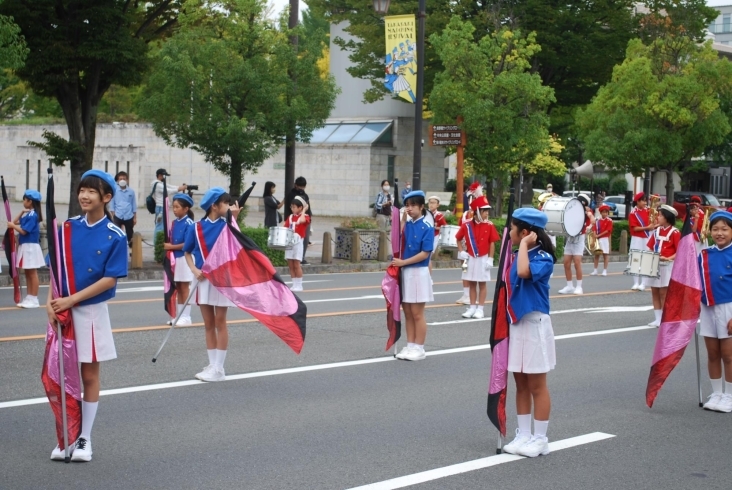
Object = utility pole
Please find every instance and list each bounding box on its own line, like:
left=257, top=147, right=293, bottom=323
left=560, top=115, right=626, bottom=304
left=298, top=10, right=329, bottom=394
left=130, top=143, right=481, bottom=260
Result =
left=284, top=0, right=299, bottom=194
left=412, top=0, right=426, bottom=190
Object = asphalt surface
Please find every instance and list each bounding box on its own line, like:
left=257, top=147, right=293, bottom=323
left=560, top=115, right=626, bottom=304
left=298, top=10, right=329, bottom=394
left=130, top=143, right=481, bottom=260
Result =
left=1, top=263, right=730, bottom=489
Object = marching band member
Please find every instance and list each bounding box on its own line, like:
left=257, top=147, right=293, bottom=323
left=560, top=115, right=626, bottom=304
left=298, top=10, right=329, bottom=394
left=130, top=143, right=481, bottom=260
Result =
left=455, top=196, right=499, bottom=319
left=501, top=208, right=557, bottom=458
left=628, top=193, right=657, bottom=291
left=428, top=195, right=447, bottom=274
left=455, top=183, right=482, bottom=305
left=283, top=196, right=310, bottom=292
left=689, top=195, right=708, bottom=255
left=183, top=187, right=240, bottom=382
left=392, top=191, right=434, bottom=361
left=47, top=170, right=128, bottom=462
left=7, top=189, right=44, bottom=308
left=558, top=194, right=594, bottom=295
left=163, top=193, right=196, bottom=326
left=698, top=210, right=732, bottom=412
left=646, top=205, right=680, bottom=327
left=590, top=205, right=613, bottom=276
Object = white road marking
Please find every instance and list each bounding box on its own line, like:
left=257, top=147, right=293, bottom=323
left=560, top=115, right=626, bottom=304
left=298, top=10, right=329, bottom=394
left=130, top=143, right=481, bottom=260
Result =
left=428, top=306, right=655, bottom=325
left=346, top=432, right=616, bottom=490
left=0, top=324, right=654, bottom=410
left=304, top=290, right=461, bottom=304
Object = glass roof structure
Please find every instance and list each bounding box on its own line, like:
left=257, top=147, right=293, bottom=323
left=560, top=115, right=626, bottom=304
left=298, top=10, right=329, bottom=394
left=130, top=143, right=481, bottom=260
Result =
left=304, top=121, right=393, bottom=146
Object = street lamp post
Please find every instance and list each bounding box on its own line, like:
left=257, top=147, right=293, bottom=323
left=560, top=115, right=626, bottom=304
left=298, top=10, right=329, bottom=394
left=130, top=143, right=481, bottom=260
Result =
left=373, top=0, right=425, bottom=191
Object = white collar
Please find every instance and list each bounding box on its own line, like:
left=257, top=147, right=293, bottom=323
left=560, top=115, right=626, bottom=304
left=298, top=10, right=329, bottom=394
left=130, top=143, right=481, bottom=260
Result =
left=81, top=215, right=107, bottom=228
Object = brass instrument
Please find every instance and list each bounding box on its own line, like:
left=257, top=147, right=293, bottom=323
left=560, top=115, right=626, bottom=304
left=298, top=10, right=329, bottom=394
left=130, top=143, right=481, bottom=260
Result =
left=462, top=258, right=468, bottom=273
left=700, top=206, right=712, bottom=242
left=586, top=227, right=604, bottom=256
left=648, top=194, right=661, bottom=225
left=537, top=192, right=554, bottom=210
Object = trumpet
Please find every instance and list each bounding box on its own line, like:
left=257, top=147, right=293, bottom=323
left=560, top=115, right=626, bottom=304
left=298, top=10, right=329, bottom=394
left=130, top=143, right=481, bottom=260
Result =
left=700, top=206, right=712, bottom=242
left=648, top=194, right=661, bottom=225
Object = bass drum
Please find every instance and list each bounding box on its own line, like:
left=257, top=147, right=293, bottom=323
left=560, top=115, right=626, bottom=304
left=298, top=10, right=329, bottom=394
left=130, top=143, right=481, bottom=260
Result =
left=542, top=197, right=585, bottom=237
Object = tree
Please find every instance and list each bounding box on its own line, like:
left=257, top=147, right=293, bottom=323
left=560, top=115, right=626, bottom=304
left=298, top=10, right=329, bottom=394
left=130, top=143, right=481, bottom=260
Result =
left=0, top=0, right=181, bottom=215
left=577, top=38, right=732, bottom=201
left=138, top=0, right=337, bottom=196
left=429, top=17, right=562, bottom=213
left=0, top=12, right=27, bottom=70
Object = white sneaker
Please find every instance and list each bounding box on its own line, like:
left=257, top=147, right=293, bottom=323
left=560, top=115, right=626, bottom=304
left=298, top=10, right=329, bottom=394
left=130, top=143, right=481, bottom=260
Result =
left=200, top=366, right=225, bottom=382
left=455, top=295, right=470, bottom=305
left=648, top=319, right=660, bottom=327
left=715, top=393, right=732, bottom=413
left=703, top=392, right=723, bottom=411
left=573, top=287, right=583, bottom=295
left=462, top=307, right=477, bottom=318
left=195, top=364, right=215, bottom=380
left=291, top=284, right=303, bottom=292
left=395, top=346, right=411, bottom=360
left=51, top=444, right=73, bottom=461
left=638, top=284, right=646, bottom=292
left=601, top=271, right=607, bottom=277
left=18, top=297, right=39, bottom=308
left=631, top=284, right=639, bottom=291
left=404, top=348, right=426, bottom=361
left=502, top=429, right=532, bottom=455
left=517, top=435, right=550, bottom=457
left=558, top=285, right=575, bottom=294
left=70, top=437, right=92, bottom=462
left=472, top=309, right=485, bottom=319
left=590, top=271, right=598, bottom=276
left=175, top=316, right=192, bottom=326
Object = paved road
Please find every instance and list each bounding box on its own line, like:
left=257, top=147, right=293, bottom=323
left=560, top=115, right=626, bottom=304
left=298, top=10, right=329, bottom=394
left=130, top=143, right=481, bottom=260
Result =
left=1, top=263, right=729, bottom=489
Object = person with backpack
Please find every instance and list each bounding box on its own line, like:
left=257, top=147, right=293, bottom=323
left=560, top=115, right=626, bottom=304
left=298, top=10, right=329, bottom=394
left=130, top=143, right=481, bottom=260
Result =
left=149, top=169, right=187, bottom=233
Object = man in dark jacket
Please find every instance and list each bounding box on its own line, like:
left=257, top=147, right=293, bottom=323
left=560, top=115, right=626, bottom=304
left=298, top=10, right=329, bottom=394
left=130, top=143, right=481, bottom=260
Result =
left=284, top=176, right=313, bottom=263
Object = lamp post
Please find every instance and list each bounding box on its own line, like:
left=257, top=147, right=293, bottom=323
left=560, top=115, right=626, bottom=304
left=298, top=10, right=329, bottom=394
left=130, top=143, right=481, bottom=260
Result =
left=373, top=0, right=425, bottom=191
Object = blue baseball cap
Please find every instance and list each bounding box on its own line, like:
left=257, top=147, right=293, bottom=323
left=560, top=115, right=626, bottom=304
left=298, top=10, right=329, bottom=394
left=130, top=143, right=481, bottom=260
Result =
left=23, top=189, right=42, bottom=202
left=200, top=187, right=226, bottom=211
left=81, top=169, right=117, bottom=197
left=172, top=193, right=194, bottom=207
left=513, top=208, right=548, bottom=229
left=710, top=210, right=732, bottom=224
left=403, top=190, right=425, bottom=201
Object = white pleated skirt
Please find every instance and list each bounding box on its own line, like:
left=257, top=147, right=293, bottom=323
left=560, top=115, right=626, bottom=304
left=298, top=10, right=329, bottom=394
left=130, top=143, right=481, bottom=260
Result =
left=401, top=266, right=433, bottom=304
left=16, top=243, right=45, bottom=269
left=194, top=277, right=235, bottom=307
left=463, top=255, right=491, bottom=282
left=645, top=261, right=673, bottom=288
left=174, top=257, right=194, bottom=282
left=72, top=303, right=117, bottom=363
left=508, top=312, right=556, bottom=374
left=699, top=303, right=732, bottom=339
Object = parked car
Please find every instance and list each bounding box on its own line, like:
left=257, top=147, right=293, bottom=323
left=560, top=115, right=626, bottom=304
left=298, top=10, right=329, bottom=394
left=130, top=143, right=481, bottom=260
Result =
left=562, top=190, right=618, bottom=217
left=603, top=195, right=627, bottom=220
left=672, top=192, right=724, bottom=221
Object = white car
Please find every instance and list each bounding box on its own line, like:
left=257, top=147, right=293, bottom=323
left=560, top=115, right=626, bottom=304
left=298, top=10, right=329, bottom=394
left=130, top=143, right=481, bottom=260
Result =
left=603, top=195, right=627, bottom=219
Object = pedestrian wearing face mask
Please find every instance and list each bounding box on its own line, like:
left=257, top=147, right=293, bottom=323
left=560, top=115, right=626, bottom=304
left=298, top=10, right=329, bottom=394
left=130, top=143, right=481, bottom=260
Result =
left=375, top=180, right=393, bottom=230
left=110, top=171, right=137, bottom=249
left=400, top=180, right=412, bottom=205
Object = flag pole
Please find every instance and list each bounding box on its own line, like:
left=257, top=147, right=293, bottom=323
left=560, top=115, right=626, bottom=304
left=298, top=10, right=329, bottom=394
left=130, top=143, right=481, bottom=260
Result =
left=496, top=435, right=503, bottom=455
left=152, top=282, right=200, bottom=362
left=695, top=329, right=703, bottom=407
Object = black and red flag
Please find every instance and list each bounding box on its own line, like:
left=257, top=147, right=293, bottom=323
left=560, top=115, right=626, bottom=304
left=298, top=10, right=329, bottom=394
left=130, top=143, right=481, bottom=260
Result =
left=487, top=193, right=515, bottom=437
left=2, top=176, right=21, bottom=304
left=201, top=211, right=306, bottom=353
left=646, top=208, right=702, bottom=407
left=41, top=168, right=82, bottom=458
left=162, top=176, right=178, bottom=319
left=381, top=204, right=402, bottom=350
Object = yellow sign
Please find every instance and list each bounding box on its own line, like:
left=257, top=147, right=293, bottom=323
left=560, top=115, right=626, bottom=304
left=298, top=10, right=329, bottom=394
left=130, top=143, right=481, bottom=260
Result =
left=384, top=15, right=417, bottom=104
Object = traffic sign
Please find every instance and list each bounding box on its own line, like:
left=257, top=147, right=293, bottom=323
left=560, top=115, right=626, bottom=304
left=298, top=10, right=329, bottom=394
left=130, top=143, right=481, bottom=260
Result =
left=429, top=124, right=464, bottom=146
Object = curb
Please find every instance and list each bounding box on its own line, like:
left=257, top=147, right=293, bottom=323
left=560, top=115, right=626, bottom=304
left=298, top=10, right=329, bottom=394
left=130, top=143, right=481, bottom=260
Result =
left=0, top=255, right=630, bottom=287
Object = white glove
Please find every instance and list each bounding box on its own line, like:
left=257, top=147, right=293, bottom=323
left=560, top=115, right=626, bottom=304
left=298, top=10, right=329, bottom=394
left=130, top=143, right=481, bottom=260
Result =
left=458, top=251, right=470, bottom=261
left=486, top=257, right=494, bottom=269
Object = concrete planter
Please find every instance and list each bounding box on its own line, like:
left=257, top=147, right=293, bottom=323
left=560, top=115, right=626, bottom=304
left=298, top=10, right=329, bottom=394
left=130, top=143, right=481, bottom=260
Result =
left=334, top=228, right=382, bottom=261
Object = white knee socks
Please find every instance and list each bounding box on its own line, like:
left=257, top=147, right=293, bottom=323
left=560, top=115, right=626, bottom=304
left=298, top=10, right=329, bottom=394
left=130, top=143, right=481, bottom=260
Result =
left=654, top=309, right=662, bottom=324
left=215, top=349, right=227, bottom=369
left=534, top=420, right=549, bottom=438
left=711, top=377, right=723, bottom=394
left=517, top=414, right=531, bottom=437
left=81, top=401, right=98, bottom=440
left=207, top=349, right=216, bottom=366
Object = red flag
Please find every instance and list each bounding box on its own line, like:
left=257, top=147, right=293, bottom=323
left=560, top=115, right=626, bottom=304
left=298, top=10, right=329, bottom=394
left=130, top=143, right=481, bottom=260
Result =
left=162, top=176, right=177, bottom=318
left=646, top=213, right=702, bottom=407
left=2, top=176, right=21, bottom=304
left=487, top=194, right=515, bottom=437
left=201, top=213, right=306, bottom=353
left=41, top=168, right=82, bottom=449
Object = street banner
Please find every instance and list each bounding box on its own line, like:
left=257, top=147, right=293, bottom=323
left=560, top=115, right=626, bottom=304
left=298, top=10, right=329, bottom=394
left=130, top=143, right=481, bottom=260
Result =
left=384, top=15, right=417, bottom=103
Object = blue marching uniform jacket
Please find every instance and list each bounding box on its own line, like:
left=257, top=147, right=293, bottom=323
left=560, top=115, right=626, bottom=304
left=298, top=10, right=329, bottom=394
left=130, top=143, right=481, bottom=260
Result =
left=18, top=211, right=40, bottom=244
left=699, top=243, right=732, bottom=307
left=402, top=215, right=433, bottom=268
left=183, top=217, right=227, bottom=269
left=507, top=246, right=554, bottom=324
left=171, top=217, right=194, bottom=259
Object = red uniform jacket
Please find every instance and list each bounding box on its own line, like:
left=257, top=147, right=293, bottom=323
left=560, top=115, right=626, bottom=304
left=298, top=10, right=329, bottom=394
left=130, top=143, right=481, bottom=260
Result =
left=455, top=220, right=500, bottom=257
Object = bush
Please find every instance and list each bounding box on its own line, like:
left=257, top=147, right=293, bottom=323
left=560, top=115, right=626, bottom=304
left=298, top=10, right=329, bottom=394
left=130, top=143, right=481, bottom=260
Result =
left=444, top=212, right=459, bottom=225
left=610, top=180, right=629, bottom=196
left=154, top=231, right=164, bottom=263
left=340, top=217, right=379, bottom=229
left=444, top=179, right=456, bottom=192
left=239, top=226, right=287, bottom=266
left=611, top=220, right=629, bottom=252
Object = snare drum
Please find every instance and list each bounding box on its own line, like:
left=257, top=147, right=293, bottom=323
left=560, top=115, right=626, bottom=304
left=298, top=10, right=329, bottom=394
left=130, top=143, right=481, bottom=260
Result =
left=268, top=226, right=296, bottom=250
left=542, top=197, right=585, bottom=237
left=438, top=225, right=460, bottom=250
left=624, top=249, right=660, bottom=278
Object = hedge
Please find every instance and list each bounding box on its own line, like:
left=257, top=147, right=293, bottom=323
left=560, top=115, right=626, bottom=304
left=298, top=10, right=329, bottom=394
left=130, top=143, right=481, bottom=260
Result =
left=240, top=226, right=287, bottom=267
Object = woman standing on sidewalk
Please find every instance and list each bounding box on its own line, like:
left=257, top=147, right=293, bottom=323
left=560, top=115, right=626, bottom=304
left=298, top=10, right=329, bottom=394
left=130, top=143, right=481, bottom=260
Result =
left=263, top=181, right=284, bottom=229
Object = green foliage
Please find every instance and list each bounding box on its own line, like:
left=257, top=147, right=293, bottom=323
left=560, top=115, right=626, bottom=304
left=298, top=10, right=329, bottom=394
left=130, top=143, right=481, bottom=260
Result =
left=444, top=179, right=456, bottom=192
left=610, top=180, right=629, bottom=196
left=0, top=69, right=63, bottom=120
left=154, top=231, right=165, bottom=264
left=578, top=37, right=732, bottom=201
left=0, top=13, right=27, bottom=70
left=27, top=130, right=84, bottom=167
left=611, top=221, right=630, bottom=253
left=340, top=217, right=379, bottom=230
left=240, top=226, right=286, bottom=267
left=444, top=212, right=459, bottom=225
